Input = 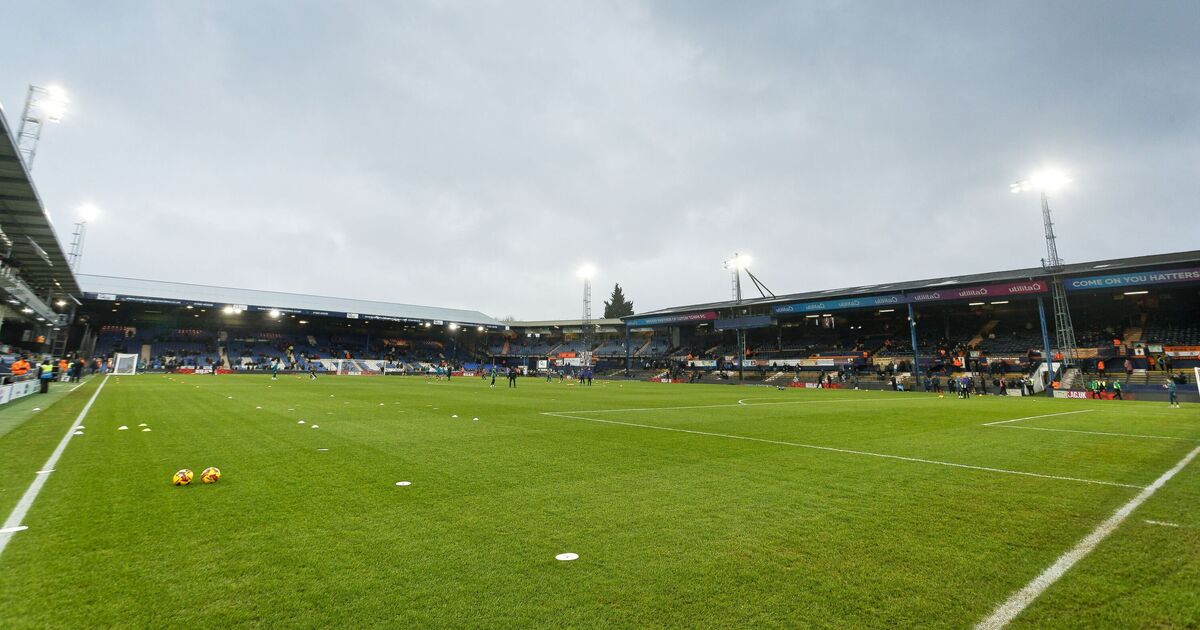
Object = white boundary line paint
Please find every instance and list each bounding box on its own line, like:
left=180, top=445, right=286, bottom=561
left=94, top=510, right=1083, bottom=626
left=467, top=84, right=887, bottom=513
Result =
left=0, top=526, right=29, bottom=534
left=975, top=445, right=1200, bottom=630
left=991, top=425, right=1198, bottom=442
left=541, top=411, right=1144, bottom=489
left=558, top=398, right=931, bottom=415
left=982, top=409, right=1199, bottom=442
left=981, top=410, right=1096, bottom=426
left=1143, top=519, right=1180, bottom=528
left=0, top=375, right=109, bottom=558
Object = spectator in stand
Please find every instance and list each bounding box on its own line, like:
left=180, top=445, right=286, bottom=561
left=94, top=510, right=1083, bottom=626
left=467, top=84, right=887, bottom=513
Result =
left=1124, top=358, right=1133, bottom=380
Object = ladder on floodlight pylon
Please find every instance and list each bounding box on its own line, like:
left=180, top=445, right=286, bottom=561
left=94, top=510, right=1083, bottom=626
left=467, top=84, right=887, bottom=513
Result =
left=1040, top=191, right=1078, bottom=369
left=49, top=327, right=69, bottom=358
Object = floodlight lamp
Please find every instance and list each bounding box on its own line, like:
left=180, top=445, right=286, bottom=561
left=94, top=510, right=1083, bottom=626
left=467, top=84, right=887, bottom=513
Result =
left=269, top=309, right=281, bottom=318
left=39, top=86, right=69, bottom=122
left=448, top=323, right=459, bottom=331
left=1029, top=169, right=1071, bottom=192
left=477, top=326, right=485, bottom=332
left=577, top=264, right=596, bottom=279
left=55, top=300, right=67, bottom=307
left=78, top=203, right=100, bottom=222
left=222, top=306, right=235, bottom=314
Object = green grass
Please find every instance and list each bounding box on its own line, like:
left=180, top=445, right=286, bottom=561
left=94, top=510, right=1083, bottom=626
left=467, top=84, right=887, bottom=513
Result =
left=0, top=374, right=1197, bottom=628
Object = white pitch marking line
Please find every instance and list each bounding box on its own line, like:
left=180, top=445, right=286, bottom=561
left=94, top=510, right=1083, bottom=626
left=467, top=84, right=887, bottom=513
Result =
left=1144, top=519, right=1180, bottom=528
left=981, top=410, right=1096, bottom=426
left=0, top=375, right=110, bottom=559
left=561, top=398, right=931, bottom=415
left=976, top=445, right=1200, bottom=630
left=35, top=469, right=54, bottom=475
left=992, top=425, right=1199, bottom=442
left=541, top=412, right=1143, bottom=489
left=0, top=525, right=29, bottom=535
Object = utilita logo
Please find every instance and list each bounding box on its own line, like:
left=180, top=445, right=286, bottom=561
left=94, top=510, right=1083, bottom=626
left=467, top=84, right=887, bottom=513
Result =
left=1008, top=283, right=1042, bottom=293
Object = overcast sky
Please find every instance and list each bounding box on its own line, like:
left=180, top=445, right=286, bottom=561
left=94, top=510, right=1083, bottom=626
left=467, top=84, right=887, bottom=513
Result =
left=3, top=1, right=1198, bottom=319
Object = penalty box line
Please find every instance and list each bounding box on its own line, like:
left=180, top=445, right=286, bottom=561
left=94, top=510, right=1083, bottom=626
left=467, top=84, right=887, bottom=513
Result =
left=976, top=444, right=1200, bottom=629
left=983, top=409, right=1200, bottom=442
left=0, top=375, right=110, bottom=559
left=540, top=411, right=1144, bottom=490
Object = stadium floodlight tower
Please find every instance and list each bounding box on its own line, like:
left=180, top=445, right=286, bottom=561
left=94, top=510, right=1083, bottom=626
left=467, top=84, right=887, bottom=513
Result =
left=68, top=203, right=99, bottom=271
left=1011, top=168, right=1078, bottom=388
left=15, top=85, right=69, bottom=171
left=723, top=253, right=774, bottom=381
left=578, top=264, right=596, bottom=369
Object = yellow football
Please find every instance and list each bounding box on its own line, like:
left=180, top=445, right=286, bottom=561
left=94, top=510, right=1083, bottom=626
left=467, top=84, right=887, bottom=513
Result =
left=172, top=469, right=194, bottom=486
left=200, top=467, right=222, bottom=484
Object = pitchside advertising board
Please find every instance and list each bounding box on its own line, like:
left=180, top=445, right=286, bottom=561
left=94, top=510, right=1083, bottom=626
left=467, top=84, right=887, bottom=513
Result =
left=0, top=379, right=40, bottom=406
left=84, top=293, right=504, bottom=330
left=1064, top=267, right=1200, bottom=292
left=771, top=280, right=1048, bottom=315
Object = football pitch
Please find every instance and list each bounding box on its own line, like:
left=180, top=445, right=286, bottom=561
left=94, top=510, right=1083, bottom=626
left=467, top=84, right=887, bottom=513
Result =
left=0, top=374, right=1197, bottom=628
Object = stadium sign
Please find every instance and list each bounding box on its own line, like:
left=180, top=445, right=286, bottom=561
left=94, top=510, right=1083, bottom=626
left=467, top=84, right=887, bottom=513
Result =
left=625, top=311, right=718, bottom=327
left=906, top=281, right=1046, bottom=303
left=714, top=315, right=773, bottom=330
left=1064, top=267, right=1200, bottom=292
left=772, top=281, right=1046, bottom=315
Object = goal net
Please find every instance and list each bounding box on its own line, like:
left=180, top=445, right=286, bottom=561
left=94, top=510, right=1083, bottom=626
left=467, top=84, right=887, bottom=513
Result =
left=112, top=353, right=139, bottom=375
left=335, top=359, right=363, bottom=376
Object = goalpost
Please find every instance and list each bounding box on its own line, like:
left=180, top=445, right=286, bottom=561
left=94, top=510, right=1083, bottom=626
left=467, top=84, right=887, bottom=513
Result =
left=112, top=353, right=139, bottom=375
left=1195, top=367, right=1199, bottom=398
left=334, top=359, right=363, bottom=376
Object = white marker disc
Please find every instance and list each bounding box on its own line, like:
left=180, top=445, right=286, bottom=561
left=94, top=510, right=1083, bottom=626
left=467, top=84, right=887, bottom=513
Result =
left=72, top=430, right=84, bottom=435
left=311, top=425, right=319, bottom=429
left=142, top=428, right=152, bottom=432
left=317, top=448, right=329, bottom=452
left=395, top=481, right=412, bottom=486
left=118, top=426, right=128, bottom=430
left=298, top=420, right=306, bottom=424
left=555, top=553, right=579, bottom=561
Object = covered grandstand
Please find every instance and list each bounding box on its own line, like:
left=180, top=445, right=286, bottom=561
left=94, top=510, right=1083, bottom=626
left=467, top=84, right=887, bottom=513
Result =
left=0, top=103, right=81, bottom=362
